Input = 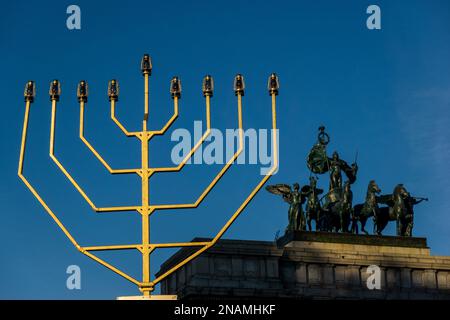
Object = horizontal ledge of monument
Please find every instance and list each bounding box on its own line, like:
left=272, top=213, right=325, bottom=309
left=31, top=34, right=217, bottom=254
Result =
left=283, top=240, right=431, bottom=256
left=282, top=250, right=433, bottom=263
left=207, top=247, right=284, bottom=257
left=281, top=253, right=450, bottom=270
left=277, top=231, right=428, bottom=247
left=207, top=242, right=283, bottom=255
left=281, top=246, right=447, bottom=259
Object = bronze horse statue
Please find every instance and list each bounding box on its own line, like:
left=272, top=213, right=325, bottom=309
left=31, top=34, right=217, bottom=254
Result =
left=373, top=184, right=408, bottom=235
left=377, top=184, right=427, bottom=236
left=318, top=181, right=353, bottom=233
left=352, top=182, right=427, bottom=236
left=351, top=180, right=381, bottom=234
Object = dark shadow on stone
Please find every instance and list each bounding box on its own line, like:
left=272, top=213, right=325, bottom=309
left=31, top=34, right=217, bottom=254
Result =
left=156, top=232, right=450, bottom=300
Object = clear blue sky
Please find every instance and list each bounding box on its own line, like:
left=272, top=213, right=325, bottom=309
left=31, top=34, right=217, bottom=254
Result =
left=0, top=0, right=449, bottom=299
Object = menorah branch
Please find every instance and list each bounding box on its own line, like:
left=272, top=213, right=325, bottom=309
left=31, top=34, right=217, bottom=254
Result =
left=151, top=244, right=211, bottom=287
left=79, top=100, right=139, bottom=175
left=149, top=94, right=212, bottom=175
left=82, top=250, right=141, bottom=286
left=49, top=92, right=139, bottom=213
left=82, top=244, right=141, bottom=251
left=110, top=99, right=140, bottom=137
left=80, top=101, right=139, bottom=174
left=212, top=93, right=279, bottom=243
left=152, top=91, right=278, bottom=287
left=149, top=93, right=244, bottom=212
left=148, top=96, right=179, bottom=137
left=82, top=241, right=211, bottom=253
left=18, top=100, right=80, bottom=248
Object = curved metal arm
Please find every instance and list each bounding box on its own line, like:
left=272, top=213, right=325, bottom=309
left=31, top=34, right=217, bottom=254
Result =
left=18, top=101, right=80, bottom=247
left=149, top=93, right=243, bottom=212
left=211, top=93, right=279, bottom=242
left=111, top=100, right=140, bottom=137
left=151, top=92, right=279, bottom=286
left=149, top=95, right=212, bottom=175
left=148, top=96, right=179, bottom=137
left=79, top=101, right=139, bottom=175
left=49, top=99, right=139, bottom=212
left=18, top=100, right=140, bottom=286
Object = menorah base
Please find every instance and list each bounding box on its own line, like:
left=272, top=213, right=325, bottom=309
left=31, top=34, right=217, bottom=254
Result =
left=116, top=294, right=177, bottom=300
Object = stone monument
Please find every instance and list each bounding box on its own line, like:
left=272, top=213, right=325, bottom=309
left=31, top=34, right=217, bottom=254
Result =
left=157, top=233, right=450, bottom=300
left=157, top=127, right=447, bottom=300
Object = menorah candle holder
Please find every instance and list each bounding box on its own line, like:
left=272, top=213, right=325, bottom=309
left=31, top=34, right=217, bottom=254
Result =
left=18, top=54, right=279, bottom=299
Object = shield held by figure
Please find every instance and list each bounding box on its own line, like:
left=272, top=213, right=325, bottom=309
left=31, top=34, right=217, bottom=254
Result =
left=307, top=126, right=330, bottom=174
left=306, top=126, right=358, bottom=184
left=307, top=143, right=329, bottom=174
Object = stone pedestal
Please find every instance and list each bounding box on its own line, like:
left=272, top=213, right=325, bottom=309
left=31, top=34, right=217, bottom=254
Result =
left=156, top=232, right=450, bottom=300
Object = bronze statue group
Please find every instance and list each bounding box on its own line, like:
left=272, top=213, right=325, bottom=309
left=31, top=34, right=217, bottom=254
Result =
left=266, top=127, right=427, bottom=237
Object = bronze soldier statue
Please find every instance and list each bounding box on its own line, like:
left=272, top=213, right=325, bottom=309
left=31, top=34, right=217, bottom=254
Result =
left=329, top=151, right=343, bottom=194
left=340, top=181, right=353, bottom=233
left=402, top=192, right=427, bottom=237
left=387, top=184, right=428, bottom=237
left=304, top=176, right=323, bottom=231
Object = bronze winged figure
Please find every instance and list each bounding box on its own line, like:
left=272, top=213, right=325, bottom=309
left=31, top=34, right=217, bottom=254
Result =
left=266, top=183, right=306, bottom=232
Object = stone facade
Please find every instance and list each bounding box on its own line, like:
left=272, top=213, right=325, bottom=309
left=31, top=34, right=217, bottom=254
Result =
left=156, top=232, right=450, bottom=299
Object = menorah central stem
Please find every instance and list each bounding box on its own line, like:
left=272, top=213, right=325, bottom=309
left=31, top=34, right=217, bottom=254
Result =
left=141, top=134, right=151, bottom=296
left=141, top=72, right=151, bottom=296
left=144, top=73, right=149, bottom=129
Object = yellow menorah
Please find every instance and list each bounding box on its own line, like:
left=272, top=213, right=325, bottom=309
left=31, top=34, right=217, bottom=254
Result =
left=18, top=54, right=279, bottom=299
